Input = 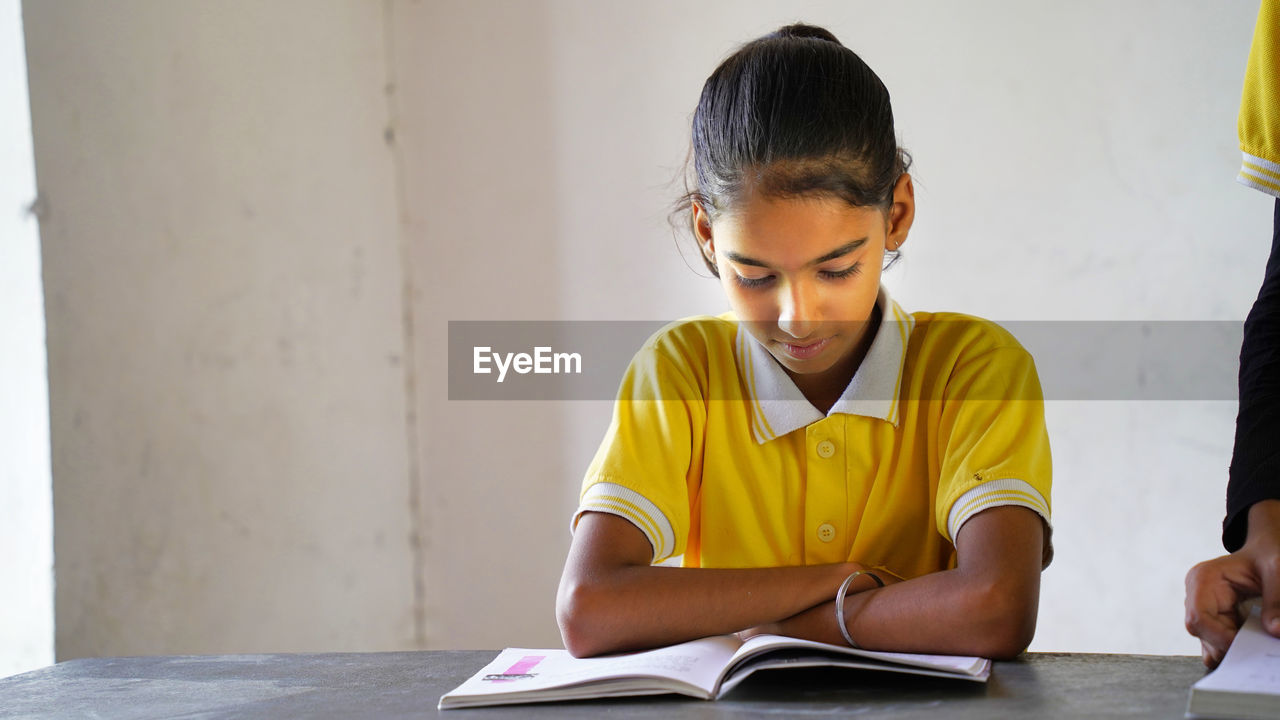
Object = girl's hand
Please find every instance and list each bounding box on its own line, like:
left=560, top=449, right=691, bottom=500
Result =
left=737, top=564, right=896, bottom=642
left=834, top=563, right=903, bottom=593
left=769, top=600, right=839, bottom=643
left=766, top=569, right=901, bottom=644
left=735, top=623, right=778, bottom=641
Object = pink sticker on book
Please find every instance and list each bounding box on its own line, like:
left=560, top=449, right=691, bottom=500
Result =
left=482, top=654, right=546, bottom=682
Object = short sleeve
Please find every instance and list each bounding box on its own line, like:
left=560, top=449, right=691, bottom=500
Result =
left=1237, top=0, right=1280, bottom=196
left=934, top=345, right=1053, bottom=563
left=572, top=340, right=707, bottom=564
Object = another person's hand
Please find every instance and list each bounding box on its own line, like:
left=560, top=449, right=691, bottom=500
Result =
left=1185, top=499, right=1280, bottom=667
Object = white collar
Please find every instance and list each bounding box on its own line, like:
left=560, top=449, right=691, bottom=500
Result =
left=733, top=288, right=916, bottom=443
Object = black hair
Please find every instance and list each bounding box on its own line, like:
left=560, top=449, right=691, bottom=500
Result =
left=677, top=23, right=911, bottom=276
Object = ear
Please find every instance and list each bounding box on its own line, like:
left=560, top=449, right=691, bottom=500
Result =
left=885, top=173, right=915, bottom=252
left=692, top=203, right=716, bottom=265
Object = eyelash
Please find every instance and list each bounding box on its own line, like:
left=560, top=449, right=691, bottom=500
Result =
left=734, top=262, right=862, bottom=289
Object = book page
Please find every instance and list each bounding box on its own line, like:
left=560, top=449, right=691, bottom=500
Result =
left=440, top=635, right=741, bottom=704
left=717, top=652, right=990, bottom=696
left=730, top=634, right=990, bottom=677
left=1191, top=605, right=1280, bottom=697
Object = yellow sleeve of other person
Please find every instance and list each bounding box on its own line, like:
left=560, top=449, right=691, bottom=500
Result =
left=1238, top=0, right=1280, bottom=197
left=574, top=290, right=1051, bottom=581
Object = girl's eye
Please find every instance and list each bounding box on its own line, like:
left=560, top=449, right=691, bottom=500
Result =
left=734, top=273, right=775, bottom=289
left=820, top=262, right=862, bottom=280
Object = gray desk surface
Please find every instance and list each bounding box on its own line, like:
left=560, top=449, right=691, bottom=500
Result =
left=0, top=650, right=1205, bottom=719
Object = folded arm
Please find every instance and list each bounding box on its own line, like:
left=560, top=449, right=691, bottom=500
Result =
left=557, top=506, right=1042, bottom=659
left=759, top=505, right=1044, bottom=659
left=556, top=511, right=880, bottom=657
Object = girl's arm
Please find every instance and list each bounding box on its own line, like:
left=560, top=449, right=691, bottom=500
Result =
left=556, top=511, right=883, bottom=657
left=759, top=505, right=1044, bottom=659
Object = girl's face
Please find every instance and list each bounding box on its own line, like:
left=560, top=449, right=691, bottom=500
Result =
left=694, top=175, right=914, bottom=395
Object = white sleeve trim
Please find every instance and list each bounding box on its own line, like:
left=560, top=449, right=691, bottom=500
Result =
left=571, top=482, right=677, bottom=563
left=1239, top=151, right=1280, bottom=198
left=947, top=478, right=1051, bottom=543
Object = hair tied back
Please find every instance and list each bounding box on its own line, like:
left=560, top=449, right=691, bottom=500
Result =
left=772, top=23, right=842, bottom=45
left=675, top=21, right=909, bottom=276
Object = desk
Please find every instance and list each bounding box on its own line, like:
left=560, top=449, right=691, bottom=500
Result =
left=0, top=650, right=1204, bottom=718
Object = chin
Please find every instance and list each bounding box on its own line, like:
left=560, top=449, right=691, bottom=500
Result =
left=769, top=348, right=839, bottom=376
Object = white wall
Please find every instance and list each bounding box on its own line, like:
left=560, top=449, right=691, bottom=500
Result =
left=0, top=0, right=52, bottom=678
left=18, top=0, right=1268, bottom=664
left=25, top=1, right=417, bottom=659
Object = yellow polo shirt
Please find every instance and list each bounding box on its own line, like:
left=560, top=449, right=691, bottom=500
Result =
left=574, top=291, right=1052, bottom=579
left=1238, top=0, right=1280, bottom=196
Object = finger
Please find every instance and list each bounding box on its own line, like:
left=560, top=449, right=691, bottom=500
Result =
left=1259, top=554, right=1280, bottom=637
left=1185, top=565, right=1243, bottom=652
left=1188, top=607, right=1239, bottom=660
left=1200, top=640, right=1216, bottom=669
left=1187, top=554, right=1264, bottom=600
left=1200, top=640, right=1223, bottom=669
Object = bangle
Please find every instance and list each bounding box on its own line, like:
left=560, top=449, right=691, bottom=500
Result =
left=834, top=571, right=884, bottom=649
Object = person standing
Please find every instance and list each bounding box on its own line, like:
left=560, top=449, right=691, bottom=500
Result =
left=1184, top=0, right=1280, bottom=669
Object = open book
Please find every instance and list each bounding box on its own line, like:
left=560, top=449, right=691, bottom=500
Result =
left=438, top=633, right=990, bottom=709
left=1186, top=603, right=1280, bottom=720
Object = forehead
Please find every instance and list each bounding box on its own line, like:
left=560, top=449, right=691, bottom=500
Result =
left=713, top=194, right=885, bottom=259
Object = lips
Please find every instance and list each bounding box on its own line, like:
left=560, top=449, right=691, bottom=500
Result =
left=777, top=337, right=830, bottom=360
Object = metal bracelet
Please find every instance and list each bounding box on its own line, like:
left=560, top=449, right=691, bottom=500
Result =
left=834, top=571, right=884, bottom=648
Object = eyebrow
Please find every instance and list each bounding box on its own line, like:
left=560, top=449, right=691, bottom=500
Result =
left=723, top=238, right=868, bottom=269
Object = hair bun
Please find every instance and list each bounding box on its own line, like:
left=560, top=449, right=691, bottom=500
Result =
left=773, top=23, right=842, bottom=45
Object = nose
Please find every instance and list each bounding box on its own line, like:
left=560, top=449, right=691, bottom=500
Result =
left=777, top=281, right=816, bottom=339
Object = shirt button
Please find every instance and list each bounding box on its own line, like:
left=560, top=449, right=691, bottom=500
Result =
left=816, top=440, right=836, bottom=458
left=817, top=523, right=836, bottom=542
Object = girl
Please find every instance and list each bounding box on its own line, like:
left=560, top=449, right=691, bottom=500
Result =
left=557, top=24, right=1051, bottom=660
